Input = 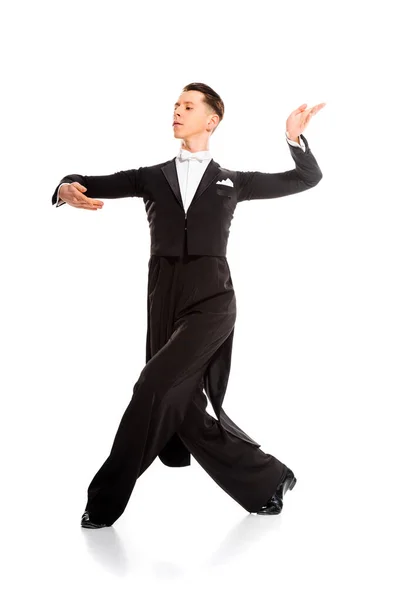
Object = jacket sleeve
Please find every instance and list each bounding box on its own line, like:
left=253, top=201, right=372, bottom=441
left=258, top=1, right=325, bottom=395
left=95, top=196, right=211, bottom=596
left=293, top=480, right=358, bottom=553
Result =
left=236, top=134, right=323, bottom=202
left=51, top=167, right=145, bottom=207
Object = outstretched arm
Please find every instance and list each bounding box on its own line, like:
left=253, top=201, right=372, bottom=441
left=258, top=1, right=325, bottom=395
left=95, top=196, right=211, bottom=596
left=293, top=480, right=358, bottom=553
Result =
left=236, top=102, right=326, bottom=201
left=236, top=134, right=323, bottom=201
left=51, top=167, right=145, bottom=207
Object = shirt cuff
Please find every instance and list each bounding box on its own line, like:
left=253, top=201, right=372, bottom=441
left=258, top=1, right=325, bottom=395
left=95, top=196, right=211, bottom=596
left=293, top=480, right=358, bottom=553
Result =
left=285, top=131, right=306, bottom=152
left=55, top=182, right=69, bottom=206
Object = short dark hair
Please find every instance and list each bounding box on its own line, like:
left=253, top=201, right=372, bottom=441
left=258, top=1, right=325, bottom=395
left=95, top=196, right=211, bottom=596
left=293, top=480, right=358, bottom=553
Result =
left=182, top=82, right=224, bottom=135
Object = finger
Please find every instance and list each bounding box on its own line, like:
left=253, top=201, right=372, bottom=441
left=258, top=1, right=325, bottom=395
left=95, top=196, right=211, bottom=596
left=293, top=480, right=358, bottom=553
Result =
left=74, top=191, right=104, bottom=208
left=75, top=202, right=100, bottom=210
left=74, top=194, right=101, bottom=209
left=70, top=182, right=87, bottom=192
left=311, top=102, right=326, bottom=115
left=302, top=108, right=314, bottom=120
left=294, top=103, right=308, bottom=115
left=304, top=108, right=317, bottom=120
left=73, top=190, right=95, bottom=204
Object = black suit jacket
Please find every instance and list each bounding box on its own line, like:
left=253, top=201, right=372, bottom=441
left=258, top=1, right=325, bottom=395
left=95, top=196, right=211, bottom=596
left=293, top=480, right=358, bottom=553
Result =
left=51, top=134, right=322, bottom=256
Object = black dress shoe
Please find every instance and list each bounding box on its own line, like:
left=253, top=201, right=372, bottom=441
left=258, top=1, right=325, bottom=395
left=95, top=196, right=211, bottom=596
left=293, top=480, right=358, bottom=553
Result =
left=81, top=511, right=110, bottom=529
left=255, top=467, right=297, bottom=515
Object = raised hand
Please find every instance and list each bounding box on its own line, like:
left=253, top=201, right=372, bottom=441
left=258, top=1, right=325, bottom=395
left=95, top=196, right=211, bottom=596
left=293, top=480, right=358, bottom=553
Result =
left=286, top=102, right=326, bottom=140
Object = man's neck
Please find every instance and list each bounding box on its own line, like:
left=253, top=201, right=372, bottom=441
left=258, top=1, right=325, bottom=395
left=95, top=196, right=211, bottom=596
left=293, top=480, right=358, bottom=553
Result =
left=181, top=145, right=210, bottom=153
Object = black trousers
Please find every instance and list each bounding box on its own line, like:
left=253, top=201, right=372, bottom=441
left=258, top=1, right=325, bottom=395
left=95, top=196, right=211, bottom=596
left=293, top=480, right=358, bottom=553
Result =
left=85, top=255, right=287, bottom=525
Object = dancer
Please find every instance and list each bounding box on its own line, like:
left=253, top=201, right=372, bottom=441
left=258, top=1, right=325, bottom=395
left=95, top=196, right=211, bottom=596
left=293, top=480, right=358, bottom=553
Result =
left=52, top=83, right=325, bottom=528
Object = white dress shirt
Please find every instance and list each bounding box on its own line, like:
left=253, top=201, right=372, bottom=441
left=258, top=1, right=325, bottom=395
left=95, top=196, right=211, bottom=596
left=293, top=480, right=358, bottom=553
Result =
left=55, top=132, right=306, bottom=209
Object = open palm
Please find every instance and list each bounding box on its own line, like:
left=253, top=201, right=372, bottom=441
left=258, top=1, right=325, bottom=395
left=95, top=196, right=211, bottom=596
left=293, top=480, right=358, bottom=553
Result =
left=286, top=102, right=326, bottom=139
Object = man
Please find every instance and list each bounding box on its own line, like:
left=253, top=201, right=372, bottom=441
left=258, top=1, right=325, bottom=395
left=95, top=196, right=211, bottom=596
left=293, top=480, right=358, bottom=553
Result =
left=52, top=83, right=325, bottom=528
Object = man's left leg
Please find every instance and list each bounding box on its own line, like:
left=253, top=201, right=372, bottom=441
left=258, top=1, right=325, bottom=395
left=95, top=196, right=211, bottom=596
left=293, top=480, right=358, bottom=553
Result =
left=177, top=387, right=288, bottom=513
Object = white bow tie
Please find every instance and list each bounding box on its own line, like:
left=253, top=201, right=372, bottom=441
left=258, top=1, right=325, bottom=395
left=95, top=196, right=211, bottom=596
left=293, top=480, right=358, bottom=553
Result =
left=178, top=149, right=211, bottom=162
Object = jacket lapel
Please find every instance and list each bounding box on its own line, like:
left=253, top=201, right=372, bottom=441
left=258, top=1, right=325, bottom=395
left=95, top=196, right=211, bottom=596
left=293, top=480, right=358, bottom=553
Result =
left=161, top=157, right=222, bottom=212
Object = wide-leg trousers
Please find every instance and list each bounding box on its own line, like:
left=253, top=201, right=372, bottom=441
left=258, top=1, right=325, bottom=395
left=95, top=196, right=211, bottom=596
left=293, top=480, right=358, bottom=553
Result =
left=84, top=255, right=287, bottom=525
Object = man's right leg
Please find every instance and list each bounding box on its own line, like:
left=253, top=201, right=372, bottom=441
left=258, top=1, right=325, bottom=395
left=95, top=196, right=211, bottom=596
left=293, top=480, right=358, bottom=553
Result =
left=83, top=311, right=237, bottom=526
left=177, top=388, right=287, bottom=513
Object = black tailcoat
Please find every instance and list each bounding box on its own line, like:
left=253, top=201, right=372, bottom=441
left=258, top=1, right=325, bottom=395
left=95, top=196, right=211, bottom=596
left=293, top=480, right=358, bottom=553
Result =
left=52, top=134, right=323, bottom=468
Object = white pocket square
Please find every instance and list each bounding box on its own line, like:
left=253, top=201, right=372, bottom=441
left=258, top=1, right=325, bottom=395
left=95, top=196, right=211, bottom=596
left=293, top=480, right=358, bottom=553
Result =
left=216, top=178, right=234, bottom=187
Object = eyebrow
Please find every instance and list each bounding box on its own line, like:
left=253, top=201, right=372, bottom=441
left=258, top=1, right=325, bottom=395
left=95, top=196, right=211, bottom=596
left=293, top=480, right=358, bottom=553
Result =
left=174, top=101, right=195, bottom=107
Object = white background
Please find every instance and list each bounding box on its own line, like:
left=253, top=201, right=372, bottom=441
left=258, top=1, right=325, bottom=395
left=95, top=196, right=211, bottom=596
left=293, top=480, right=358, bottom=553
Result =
left=1, top=0, right=399, bottom=598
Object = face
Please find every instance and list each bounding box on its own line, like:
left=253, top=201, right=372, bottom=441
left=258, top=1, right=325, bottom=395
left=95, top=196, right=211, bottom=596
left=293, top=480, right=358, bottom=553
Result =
left=172, top=90, right=218, bottom=141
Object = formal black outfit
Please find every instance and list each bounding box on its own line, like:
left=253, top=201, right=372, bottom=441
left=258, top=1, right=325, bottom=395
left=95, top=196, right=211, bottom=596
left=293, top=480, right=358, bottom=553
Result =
left=51, top=133, right=322, bottom=525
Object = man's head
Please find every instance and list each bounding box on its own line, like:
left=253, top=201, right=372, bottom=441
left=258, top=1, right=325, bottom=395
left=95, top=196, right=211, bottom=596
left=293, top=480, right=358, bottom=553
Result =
left=173, top=83, right=224, bottom=150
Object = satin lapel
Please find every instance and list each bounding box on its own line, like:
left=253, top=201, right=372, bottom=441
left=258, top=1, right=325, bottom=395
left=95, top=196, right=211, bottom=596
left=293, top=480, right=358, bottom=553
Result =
left=161, top=159, right=183, bottom=210
left=161, top=158, right=222, bottom=212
